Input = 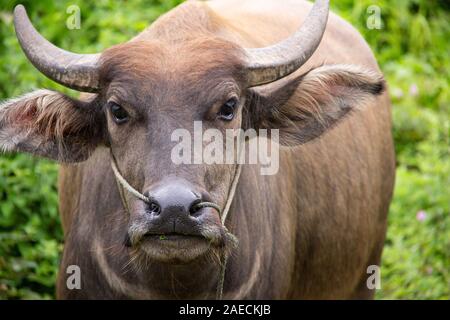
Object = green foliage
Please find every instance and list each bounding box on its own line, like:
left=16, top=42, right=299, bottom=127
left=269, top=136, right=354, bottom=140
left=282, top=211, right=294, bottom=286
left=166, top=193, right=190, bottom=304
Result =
left=0, top=154, right=60, bottom=299
left=0, top=0, right=448, bottom=299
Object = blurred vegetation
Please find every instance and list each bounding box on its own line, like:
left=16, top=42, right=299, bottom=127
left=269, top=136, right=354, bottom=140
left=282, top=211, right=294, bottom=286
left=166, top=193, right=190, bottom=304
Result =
left=0, top=0, right=448, bottom=299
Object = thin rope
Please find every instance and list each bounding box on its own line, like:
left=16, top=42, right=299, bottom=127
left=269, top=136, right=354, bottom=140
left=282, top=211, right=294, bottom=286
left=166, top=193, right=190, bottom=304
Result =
left=192, top=201, right=222, bottom=215
left=221, top=163, right=242, bottom=225
left=110, top=155, right=151, bottom=204
left=216, top=254, right=228, bottom=300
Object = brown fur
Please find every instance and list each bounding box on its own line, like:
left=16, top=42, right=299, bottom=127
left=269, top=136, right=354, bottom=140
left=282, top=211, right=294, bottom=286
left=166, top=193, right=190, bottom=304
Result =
left=247, top=64, right=386, bottom=145
left=0, top=90, right=102, bottom=161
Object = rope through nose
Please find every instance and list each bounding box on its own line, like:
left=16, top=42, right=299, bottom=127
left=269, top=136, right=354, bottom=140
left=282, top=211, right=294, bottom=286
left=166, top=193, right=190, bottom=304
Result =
left=111, top=153, right=231, bottom=220
left=111, top=157, right=224, bottom=216
left=191, top=201, right=221, bottom=215
left=110, top=150, right=242, bottom=300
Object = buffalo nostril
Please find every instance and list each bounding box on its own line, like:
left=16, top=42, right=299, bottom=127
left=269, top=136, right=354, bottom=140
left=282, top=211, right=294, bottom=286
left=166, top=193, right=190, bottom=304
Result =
left=147, top=201, right=161, bottom=215
left=189, top=199, right=203, bottom=217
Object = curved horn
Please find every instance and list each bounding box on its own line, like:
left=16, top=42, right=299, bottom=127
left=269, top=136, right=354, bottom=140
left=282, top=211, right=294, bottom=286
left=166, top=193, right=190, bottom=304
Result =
left=13, top=5, right=100, bottom=92
left=245, top=0, right=329, bottom=87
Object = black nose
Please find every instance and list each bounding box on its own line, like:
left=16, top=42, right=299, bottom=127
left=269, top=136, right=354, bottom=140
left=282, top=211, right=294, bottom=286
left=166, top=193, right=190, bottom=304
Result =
left=143, top=178, right=209, bottom=234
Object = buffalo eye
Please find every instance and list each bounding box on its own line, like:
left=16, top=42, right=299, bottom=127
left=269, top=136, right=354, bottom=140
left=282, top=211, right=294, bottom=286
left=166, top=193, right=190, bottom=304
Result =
left=109, top=102, right=129, bottom=124
left=218, top=97, right=238, bottom=121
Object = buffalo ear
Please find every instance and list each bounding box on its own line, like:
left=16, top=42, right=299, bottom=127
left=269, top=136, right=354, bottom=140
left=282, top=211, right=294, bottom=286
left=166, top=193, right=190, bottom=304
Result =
left=0, top=89, right=104, bottom=162
left=245, top=64, right=385, bottom=146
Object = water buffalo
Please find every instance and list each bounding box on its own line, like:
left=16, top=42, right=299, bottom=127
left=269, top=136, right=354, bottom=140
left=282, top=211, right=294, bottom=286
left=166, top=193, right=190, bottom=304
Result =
left=0, top=0, right=395, bottom=299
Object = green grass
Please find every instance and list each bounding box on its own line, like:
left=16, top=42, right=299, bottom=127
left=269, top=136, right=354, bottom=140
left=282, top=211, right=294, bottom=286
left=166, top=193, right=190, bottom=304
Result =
left=0, top=0, right=449, bottom=299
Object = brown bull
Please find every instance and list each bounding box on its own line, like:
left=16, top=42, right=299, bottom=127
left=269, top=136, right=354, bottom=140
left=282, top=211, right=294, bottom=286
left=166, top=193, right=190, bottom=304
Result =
left=0, top=0, right=395, bottom=299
